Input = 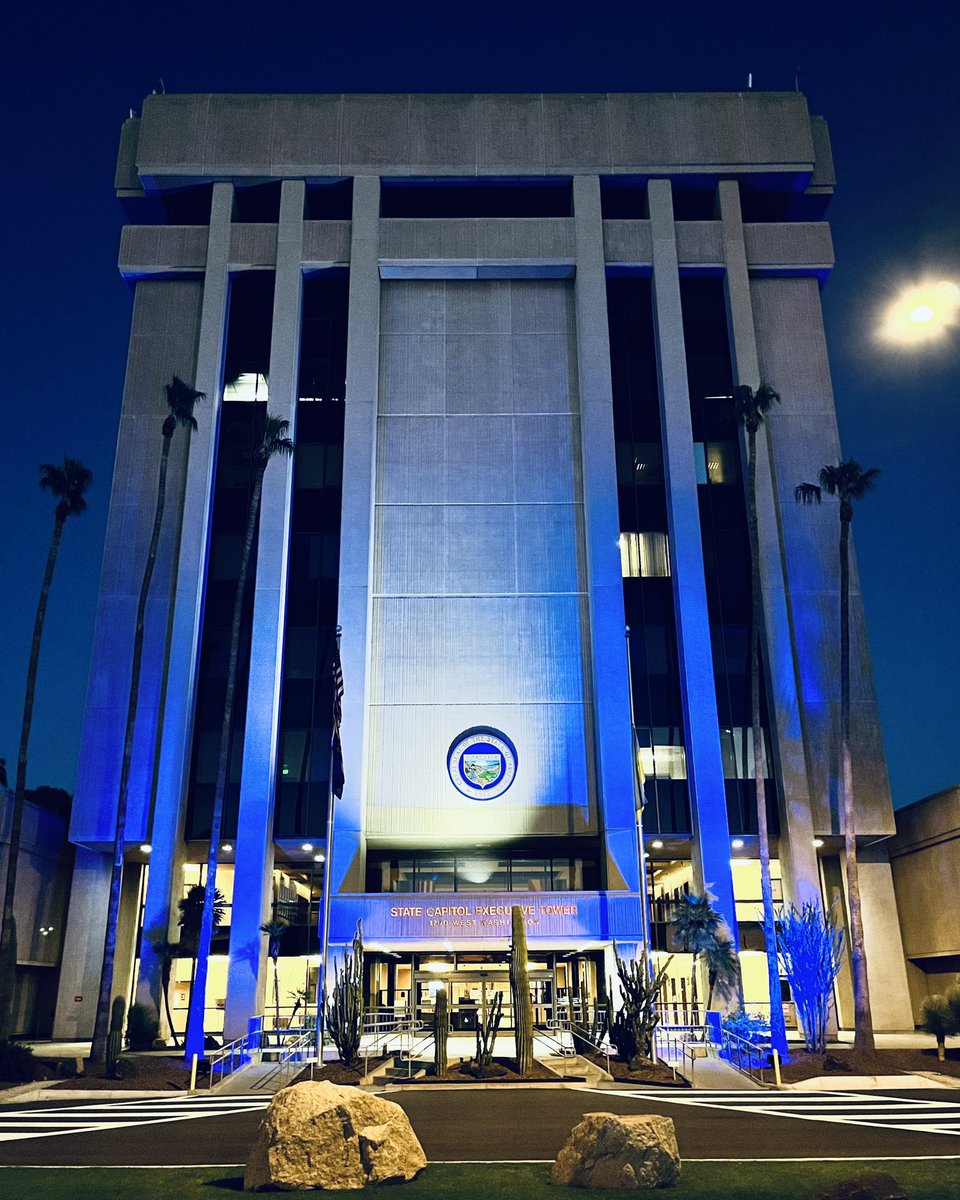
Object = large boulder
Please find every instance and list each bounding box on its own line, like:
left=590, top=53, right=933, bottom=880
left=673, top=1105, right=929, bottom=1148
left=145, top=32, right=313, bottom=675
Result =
left=244, top=1080, right=427, bottom=1191
left=551, top=1111, right=680, bottom=1189
left=811, top=1172, right=906, bottom=1200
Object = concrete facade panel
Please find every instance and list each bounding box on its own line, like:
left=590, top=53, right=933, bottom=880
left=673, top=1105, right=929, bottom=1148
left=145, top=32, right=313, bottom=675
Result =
left=302, top=220, right=350, bottom=265
left=70, top=279, right=202, bottom=846
left=744, top=222, right=834, bottom=270
left=268, top=94, right=343, bottom=172
left=475, top=94, right=544, bottom=170
left=603, top=220, right=654, bottom=264
left=229, top=223, right=278, bottom=268
left=675, top=221, right=724, bottom=265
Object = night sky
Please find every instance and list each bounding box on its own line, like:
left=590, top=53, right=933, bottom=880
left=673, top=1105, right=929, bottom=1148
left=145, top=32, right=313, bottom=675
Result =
left=2, top=1, right=958, bottom=809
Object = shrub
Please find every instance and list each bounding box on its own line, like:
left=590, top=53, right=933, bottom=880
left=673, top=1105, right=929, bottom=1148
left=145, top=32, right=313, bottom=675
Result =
left=0, top=1039, right=36, bottom=1082
left=112, top=1057, right=138, bottom=1080
left=722, top=1009, right=770, bottom=1044
left=920, top=994, right=956, bottom=1062
left=126, top=1003, right=160, bottom=1051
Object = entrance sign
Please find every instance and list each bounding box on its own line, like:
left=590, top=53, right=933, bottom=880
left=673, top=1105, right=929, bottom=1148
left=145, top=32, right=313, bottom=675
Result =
left=447, top=727, right=518, bottom=800
left=329, top=891, right=644, bottom=944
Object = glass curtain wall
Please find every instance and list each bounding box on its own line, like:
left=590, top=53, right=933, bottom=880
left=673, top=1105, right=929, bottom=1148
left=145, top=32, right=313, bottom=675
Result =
left=607, top=276, right=690, bottom=835
left=186, top=272, right=276, bottom=840
left=274, top=273, right=348, bottom=838
left=678, top=277, right=777, bottom=836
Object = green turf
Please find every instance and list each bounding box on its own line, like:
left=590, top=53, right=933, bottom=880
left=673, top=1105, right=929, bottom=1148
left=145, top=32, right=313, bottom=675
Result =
left=3, top=1160, right=960, bottom=1199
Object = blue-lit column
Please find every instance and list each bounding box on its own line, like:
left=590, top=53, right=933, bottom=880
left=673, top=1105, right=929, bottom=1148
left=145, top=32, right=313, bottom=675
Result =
left=329, top=176, right=381, bottom=931
left=571, top=176, right=642, bottom=896
left=648, top=179, right=738, bottom=937
left=718, top=179, right=821, bottom=910
left=133, top=182, right=233, bottom=1032
left=223, top=180, right=305, bottom=1039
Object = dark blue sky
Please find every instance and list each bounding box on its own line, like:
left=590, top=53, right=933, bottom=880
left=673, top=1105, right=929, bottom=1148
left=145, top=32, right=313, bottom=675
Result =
left=2, top=1, right=958, bottom=808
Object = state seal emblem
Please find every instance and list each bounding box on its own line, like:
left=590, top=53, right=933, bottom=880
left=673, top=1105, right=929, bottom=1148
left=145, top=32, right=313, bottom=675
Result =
left=447, top=727, right=518, bottom=801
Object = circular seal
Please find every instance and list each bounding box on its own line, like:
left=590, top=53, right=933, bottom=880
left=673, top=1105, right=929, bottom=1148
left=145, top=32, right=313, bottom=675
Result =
left=447, top=727, right=518, bottom=801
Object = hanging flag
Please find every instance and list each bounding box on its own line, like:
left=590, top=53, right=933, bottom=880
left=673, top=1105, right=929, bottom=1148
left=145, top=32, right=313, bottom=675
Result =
left=331, top=642, right=345, bottom=799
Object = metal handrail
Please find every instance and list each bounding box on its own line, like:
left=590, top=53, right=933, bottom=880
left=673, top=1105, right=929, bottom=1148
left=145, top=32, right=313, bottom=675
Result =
left=719, top=1025, right=781, bottom=1086
left=653, top=1021, right=712, bottom=1079
left=208, top=1031, right=260, bottom=1089
left=567, top=1018, right=613, bottom=1074
left=275, top=1029, right=317, bottom=1087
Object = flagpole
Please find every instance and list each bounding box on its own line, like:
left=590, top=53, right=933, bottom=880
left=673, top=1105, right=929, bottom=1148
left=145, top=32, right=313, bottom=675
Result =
left=624, top=625, right=654, bottom=979
left=316, top=624, right=343, bottom=1064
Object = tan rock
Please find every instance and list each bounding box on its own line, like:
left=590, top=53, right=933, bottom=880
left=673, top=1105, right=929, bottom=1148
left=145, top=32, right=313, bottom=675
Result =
left=551, top=1111, right=680, bottom=1189
left=244, top=1080, right=427, bottom=1191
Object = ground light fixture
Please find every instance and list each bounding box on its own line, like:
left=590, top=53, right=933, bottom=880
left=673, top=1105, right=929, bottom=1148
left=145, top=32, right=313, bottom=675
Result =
left=879, top=279, right=960, bottom=344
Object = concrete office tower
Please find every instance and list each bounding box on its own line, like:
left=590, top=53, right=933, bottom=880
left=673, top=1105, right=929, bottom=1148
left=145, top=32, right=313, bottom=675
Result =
left=53, top=93, right=912, bottom=1044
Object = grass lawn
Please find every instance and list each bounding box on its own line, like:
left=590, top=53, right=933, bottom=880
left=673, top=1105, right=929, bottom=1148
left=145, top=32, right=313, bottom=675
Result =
left=3, top=1161, right=960, bottom=1199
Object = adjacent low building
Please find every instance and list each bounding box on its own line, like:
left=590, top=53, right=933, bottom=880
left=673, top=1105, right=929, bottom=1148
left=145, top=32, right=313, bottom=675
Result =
left=890, top=785, right=960, bottom=1022
left=52, top=91, right=913, bottom=1044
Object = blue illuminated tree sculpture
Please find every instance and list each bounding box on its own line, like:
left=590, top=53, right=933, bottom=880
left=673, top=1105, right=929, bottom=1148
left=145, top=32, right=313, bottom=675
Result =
left=796, top=460, right=880, bottom=1053
left=732, top=381, right=787, bottom=1061
left=776, top=900, right=843, bottom=1054
left=185, top=413, right=293, bottom=1062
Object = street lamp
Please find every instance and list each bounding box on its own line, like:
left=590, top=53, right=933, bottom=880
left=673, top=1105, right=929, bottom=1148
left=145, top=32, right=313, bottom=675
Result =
left=879, top=279, right=960, bottom=345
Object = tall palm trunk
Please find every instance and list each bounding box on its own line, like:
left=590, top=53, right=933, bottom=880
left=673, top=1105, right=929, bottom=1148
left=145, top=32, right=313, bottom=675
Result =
left=746, top=426, right=787, bottom=1058
left=0, top=515, right=65, bottom=1037
left=185, top=469, right=264, bottom=1060
left=90, top=432, right=175, bottom=1066
left=839, top=507, right=874, bottom=1053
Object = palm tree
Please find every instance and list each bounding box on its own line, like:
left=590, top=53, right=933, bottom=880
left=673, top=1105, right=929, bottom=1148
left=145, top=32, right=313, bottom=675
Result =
left=0, top=459, right=92, bottom=1038
left=89, top=377, right=203, bottom=1067
left=185, top=413, right=294, bottom=1060
left=796, top=459, right=880, bottom=1053
left=260, top=921, right=287, bottom=1040
left=669, top=891, right=725, bottom=1022
left=145, top=934, right=182, bottom=1049
left=732, top=381, right=787, bottom=1060
left=702, top=931, right=742, bottom=1010
left=178, top=883, right=225, bottom=1018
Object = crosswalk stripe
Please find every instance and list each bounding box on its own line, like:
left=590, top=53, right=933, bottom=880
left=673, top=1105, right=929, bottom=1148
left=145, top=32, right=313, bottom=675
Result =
left=577, top=1087, right=960, bottom=1138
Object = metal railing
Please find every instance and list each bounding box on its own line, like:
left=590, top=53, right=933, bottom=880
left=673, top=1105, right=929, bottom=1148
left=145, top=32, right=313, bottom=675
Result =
left=719, top=1025, right=782, bottom=1087
left=208, top=1031, right=261, bottom=1089
left=653, top=1022, right=713, bottom=1079
left=566, top=1017, right=613, bottom=1074
left=536, top=1017, right=577, bottom=1059
left=274, top=1029, right=318, bottom=1088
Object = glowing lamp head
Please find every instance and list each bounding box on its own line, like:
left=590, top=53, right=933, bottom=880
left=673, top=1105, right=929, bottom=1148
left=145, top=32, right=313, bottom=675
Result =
left=731, top=838, right=744, bottom=850
left=139, top=843, right=152, bottom=854
left=880, top=279, right=960, bottom=344
left=650, top=839, right=664, bottom=850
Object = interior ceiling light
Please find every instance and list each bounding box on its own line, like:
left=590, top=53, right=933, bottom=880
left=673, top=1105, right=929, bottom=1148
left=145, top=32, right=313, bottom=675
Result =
left=731, top=838, right=744, bottom=850
left=139, top=843, right=152, bottom=854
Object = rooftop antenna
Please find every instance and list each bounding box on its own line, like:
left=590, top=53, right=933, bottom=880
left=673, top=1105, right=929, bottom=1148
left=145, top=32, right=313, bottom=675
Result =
left=158, top=78, right=165, bottom=94
left=747, top=72, right=753, bottom=89
left=795, top=68, right=801, bottom=92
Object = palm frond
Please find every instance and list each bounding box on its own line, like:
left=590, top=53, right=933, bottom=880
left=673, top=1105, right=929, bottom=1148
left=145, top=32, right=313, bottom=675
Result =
left=731, top=381, right=780, bottom=432
left=254, top=412, right=295, bottom=466
left=816, top=459, right=880, bottom=503
left=794, top=482, right=822, bottom=505
left=39, top=457, right=93, bottom=519
left=165, top=375, right=205, bottom=432
left=669, top=891, right=723, bottom=954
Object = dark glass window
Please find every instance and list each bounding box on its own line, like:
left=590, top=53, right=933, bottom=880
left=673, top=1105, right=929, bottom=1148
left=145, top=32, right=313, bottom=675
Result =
left=380, top=178, right=573, bottom=218
left=679, top=276, right=778, bottom=837
left=273, top=274, right=348, bottom=838
left=608, top=276, right=690, bottom=836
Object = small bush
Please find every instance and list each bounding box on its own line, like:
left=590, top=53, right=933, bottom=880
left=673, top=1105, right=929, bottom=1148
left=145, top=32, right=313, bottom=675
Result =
left=126, top=1003, right=160, bottom=1052
left=722, top=1009, right=770, bottom=1045
left=111, top=1057, right=138, bottom=1080
left=0, top=1039, right=36, bottom=1083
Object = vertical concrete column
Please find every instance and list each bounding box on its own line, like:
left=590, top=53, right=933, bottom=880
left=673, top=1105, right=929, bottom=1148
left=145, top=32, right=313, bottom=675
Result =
left=648, top=179, right=737, bottom=937
left=571, top=176, right=641, bottom=895
left=224, top=181, right=305, bottom=1039
left=135, top=182, right=234, bottom=1027
left=331, top=176, right=381, bottom=920
left=717, top=179, right=821, bottom=910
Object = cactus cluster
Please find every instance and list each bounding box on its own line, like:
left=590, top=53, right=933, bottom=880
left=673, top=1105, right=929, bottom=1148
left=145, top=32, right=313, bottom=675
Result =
left=326, top=920, right=364, bottom=1067
left=509, top=905, right=535, bottom=1076
left=609, top=945, right=672, bottom=1067
left=433, top=985, right=449, bottom=1076
left=473, top=990, right=504, bottom=1074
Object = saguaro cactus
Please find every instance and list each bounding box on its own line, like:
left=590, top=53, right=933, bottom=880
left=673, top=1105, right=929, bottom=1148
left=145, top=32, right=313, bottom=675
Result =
left=509, top=905, right=534, bottom=1076
left=433, top=985, right=449, bottom=1076
left=107, top=996, right=126, bottom=1076
left=326, top=920, right=364, bottom=1066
